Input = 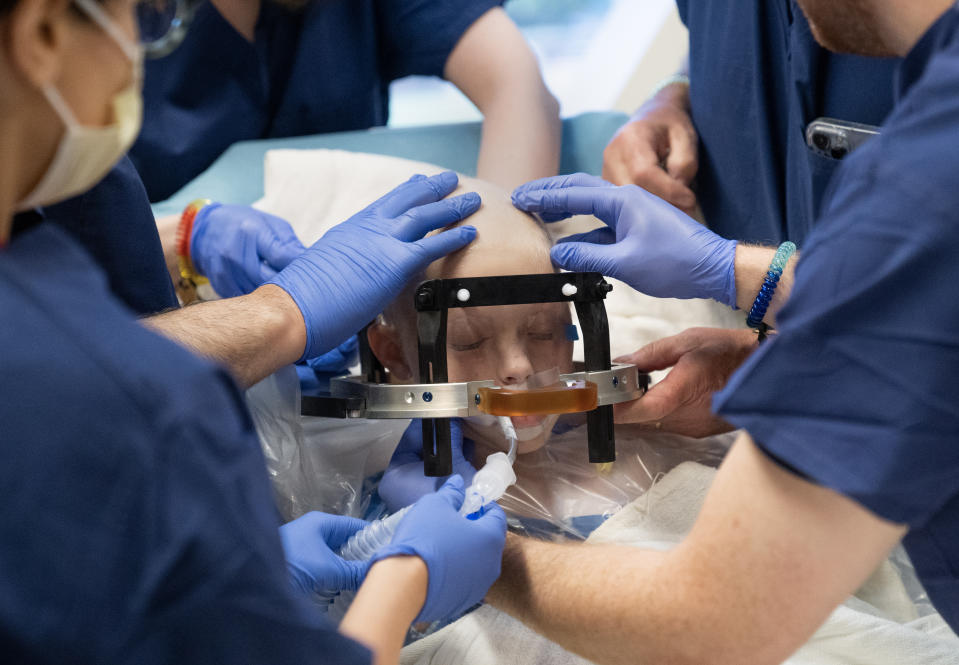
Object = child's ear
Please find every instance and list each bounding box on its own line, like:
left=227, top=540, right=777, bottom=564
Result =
left=367, top=318, right=413, bottom=382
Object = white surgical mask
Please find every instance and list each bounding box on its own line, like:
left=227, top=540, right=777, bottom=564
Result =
left=17, top=0, right=143, bottom=211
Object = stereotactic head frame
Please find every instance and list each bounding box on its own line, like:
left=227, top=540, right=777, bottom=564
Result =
left=300, top=272, right=650, bottom=476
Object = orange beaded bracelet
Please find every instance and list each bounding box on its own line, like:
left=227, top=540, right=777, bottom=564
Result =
left=175, top=198, right=212, bottom=290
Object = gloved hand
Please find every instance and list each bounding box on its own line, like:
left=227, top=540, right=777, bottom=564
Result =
left=191, top=204, right=306, bottom=298
left=371, top=476, right=507, bottom=623
left=279, top=512, right=372, bottom=596
left=269, top=172, right=480, bottom=361
left=379, top=419, right=477, bottom=513
left=512, top=173, right=738, bottom=307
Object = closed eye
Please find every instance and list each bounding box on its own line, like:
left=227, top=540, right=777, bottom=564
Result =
left=528, top=332, right=554, bottom=342
left=451, top=338, right=487, bottom=352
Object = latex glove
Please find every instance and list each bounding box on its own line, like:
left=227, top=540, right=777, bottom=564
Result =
left=269, top=172, right=480, bottom=361
left=614, top=327, right=757, bottom=438
left=379, top=419, right=477, bottom=513
left=512, top=173, right=738, bottom=306
left=279, top=512, right=372, bottom=595
left=371, top=476, right=506, bottom=623
left=602, top=81, right=698, bottom=213
left=191, top=204, right=306, bottom=298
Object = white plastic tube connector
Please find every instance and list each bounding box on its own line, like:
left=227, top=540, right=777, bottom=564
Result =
left=459, top=451, right=517, bottom=518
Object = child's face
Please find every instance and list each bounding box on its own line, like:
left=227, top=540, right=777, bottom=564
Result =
left=446, top=301, right=574, bottom=454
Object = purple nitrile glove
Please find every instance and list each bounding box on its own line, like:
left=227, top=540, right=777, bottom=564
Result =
left=191, top=204, right=305, bottom=298
left=379, top=419, right=477, bottom=513
left=512, top=173, right=738, bottom=307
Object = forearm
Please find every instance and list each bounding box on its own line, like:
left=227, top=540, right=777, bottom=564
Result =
left=142, top=284, right=305, bottom=388
left=446, top=7, right=560, bottom=189
left=475, top=85, right=560, bottom=189
left=340, top=556, right=428, bottom=665
left=734, top=244, right=798, bottom=325
left=488, top=535, right=711, bottom=665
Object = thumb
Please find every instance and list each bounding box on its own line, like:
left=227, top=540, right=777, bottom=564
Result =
left=550, top=242, right=620, bottom=277
left=616, top=335, right=688, bottom=373
left=434, top=474, right=466, bottom=511
left=322, top=515, right=372, bottom=551
left=258, top=225, right=306, bottom=272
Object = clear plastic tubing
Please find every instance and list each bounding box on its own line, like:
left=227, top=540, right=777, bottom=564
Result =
left=326, top=419, right=518, bottom=623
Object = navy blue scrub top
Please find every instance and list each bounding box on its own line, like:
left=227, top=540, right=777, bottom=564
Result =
left=38, top=156, right=179, bottom=315
left=715, top=5, right=959, bottom=630
left=0, top=223, right=371, bottom=664
left=675, top=0, right=901, bottom=246
left=132, top=0, right=502, bottom=202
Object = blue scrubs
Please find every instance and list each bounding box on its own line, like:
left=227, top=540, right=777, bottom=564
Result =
left=39, top=156, right=178, bottom=315
left=0, top=223, right=370, bottom=663
left=675, top=0, right=900, bottom=245
left=715, top=5, right=959, bottom=630
left=132, top=0, right=502, bottom=202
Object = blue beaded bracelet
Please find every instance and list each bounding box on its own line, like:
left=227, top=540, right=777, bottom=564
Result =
left=746, top=241, right=797, bottom=333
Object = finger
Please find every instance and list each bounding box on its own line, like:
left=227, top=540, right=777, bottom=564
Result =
left=413, top=225, right=477, bottom=262
left=555, top=227, right=616, bottom=247
left=630, top=162, right=697, bottom=213
left=603, top=124, right=661, bottom=187
left=374, top=171, right=460, bottom=218
left=665, top=123, right=699, bottom=187
left=472, top=502, right=508, bottom=535
left=512, top=173, right=612, bottom=200
left=511, top=186, right=629, bottom=229
left=615, top=334, right=691, bottom=372
left=323, top=515, right=373, bottom=550
left=613, top=361, right=699, bottom=424
left=513, top=174, right=616, bottom=224
left=434, top=474, right=466, bottom=511
left=258, top=227, right=306, bottom=272
left=549, top=242, right=621, bottom=277
left=394, top=192, right=481, bottom=242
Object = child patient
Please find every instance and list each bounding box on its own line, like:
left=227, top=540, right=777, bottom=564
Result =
left=368, top=177, right=730, bottom=540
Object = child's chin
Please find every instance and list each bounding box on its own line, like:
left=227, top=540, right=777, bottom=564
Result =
left=461, top=414, right=558, bottom=456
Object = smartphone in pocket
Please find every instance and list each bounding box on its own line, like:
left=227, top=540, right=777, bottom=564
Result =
left=805, top=117, right=880, bottom=160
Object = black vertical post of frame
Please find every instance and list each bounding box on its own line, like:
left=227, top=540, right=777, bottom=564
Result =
left=415, top=283, right=451, bottom=477
left=574, top=298, right=615, bottom=463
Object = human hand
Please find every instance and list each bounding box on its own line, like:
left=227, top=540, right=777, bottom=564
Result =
left=512, top=173, right=737, bottom=305
left=269, top=172, right=480, bottom=361
left=614, top=327, right=757, bottom=438
left=603, top=83, right=698, bottom=213
left=191, top=204, right=306, bottom=298
left=279, top=512, right=372, bottom=596
left=372, top=476, right=507, bottom=623
left=379, top=419, right=477, bottom=513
